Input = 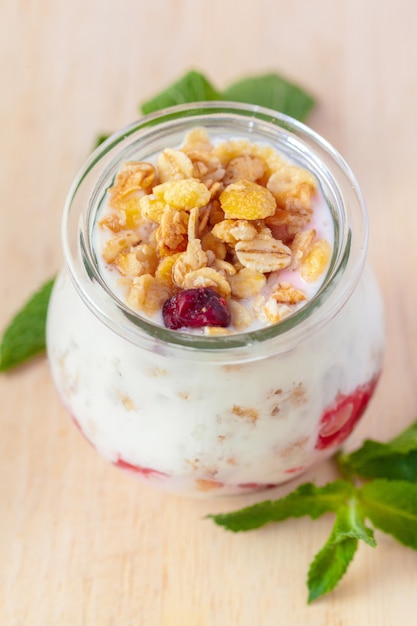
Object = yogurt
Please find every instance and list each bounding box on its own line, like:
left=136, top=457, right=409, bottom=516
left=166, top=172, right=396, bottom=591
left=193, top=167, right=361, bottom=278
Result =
left=46, top=102, right=385, bottom=497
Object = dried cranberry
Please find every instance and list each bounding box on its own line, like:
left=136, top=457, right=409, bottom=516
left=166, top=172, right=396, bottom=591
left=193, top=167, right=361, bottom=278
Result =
left=162, top=287, right=231, bottom=330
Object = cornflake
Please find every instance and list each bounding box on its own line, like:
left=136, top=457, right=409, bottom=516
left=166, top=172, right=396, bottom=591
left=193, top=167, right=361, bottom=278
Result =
left=97, top=129, right=333, bottom=332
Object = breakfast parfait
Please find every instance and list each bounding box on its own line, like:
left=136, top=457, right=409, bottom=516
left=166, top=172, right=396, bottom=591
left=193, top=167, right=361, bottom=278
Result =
left=47, top=103, right=384, bottom=496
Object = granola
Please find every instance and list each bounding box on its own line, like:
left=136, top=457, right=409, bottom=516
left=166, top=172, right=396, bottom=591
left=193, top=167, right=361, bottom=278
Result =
left=96, top=128, right=333, bottom=332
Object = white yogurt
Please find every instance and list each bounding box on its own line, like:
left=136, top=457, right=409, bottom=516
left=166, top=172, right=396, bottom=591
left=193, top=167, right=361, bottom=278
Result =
left=47, top=265, right=384, bottom=495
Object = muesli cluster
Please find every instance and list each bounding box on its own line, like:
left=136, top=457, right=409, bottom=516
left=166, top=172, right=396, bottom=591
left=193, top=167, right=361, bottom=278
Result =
left=97, top=128, right=332, bottom=333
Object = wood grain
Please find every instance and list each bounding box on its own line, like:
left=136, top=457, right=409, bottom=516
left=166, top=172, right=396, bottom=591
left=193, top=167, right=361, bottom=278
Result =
left=1, top=0, right=417, bottom=624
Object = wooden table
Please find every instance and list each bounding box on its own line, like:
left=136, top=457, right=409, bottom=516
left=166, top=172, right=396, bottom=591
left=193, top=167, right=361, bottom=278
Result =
left=1, top=1, right=416, bottom=623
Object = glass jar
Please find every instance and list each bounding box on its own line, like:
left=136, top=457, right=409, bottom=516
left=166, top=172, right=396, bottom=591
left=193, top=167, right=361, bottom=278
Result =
left=47, top=102, right=385, bottom=497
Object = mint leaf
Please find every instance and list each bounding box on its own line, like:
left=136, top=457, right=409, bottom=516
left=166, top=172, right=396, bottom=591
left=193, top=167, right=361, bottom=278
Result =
left=388, top=420, right=417, bottom=452
left=360, top=479, right=417, bottom=549
left=140, top=70, right=221, bottom=115
left=308, top=536, right=357, bottom=603
left=340, top=441, right=417, bottom=482
left=0, top=278, right=55, bottom=372
left=208, top=480, right=354, bottom=532
left=307, top=499, right=376, bottom=602
left=140, top=70, right=315, bottom=121
left=221, top=73, right=315, bottom=122
left=340, top=420, right=417, bottom=481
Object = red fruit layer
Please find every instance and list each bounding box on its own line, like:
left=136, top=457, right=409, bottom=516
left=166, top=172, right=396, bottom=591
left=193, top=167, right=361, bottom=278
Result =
left=315, top=374, right=380, bottom=450
left=284, top=466, right=305, bottom=474
left=114, top=456, right=169, bottom=479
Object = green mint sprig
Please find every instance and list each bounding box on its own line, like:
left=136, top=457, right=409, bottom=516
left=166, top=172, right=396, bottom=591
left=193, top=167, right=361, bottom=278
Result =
left=97, top=70, right=315, bottom=149
left=0, top=278, right=55, bottom=372
left=1, top=69, right=314, bottom=372
left=140, top=69, right=315, bottom=121
left=208, top=420, right=417, bottom=603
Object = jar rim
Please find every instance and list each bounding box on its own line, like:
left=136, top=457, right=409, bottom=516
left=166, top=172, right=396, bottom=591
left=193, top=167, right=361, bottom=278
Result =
left=62, top=101, right=368, bottom=360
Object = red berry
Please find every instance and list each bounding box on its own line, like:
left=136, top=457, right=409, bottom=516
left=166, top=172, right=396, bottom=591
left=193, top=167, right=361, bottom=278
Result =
left=315, top=375, right=379, bottom=450
left=162, top=287, right=231, bottom=330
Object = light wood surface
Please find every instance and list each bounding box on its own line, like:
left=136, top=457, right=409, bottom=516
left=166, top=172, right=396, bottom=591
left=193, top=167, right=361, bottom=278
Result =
left=1, top=1, right=416, bottom=624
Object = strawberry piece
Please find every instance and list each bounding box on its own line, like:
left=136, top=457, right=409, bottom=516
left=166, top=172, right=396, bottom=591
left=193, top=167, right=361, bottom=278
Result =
left=162, top=287, right=231, bottom=330
left=315, top=376, right=379, bottom=450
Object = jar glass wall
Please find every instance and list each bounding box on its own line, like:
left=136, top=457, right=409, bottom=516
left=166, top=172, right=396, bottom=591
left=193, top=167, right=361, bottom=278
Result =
left=47, top=103, right=385, bottom=496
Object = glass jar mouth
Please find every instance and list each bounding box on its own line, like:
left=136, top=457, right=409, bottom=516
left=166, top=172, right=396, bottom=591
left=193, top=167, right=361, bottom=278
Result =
left=63, top=101, right=368, bottom=358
